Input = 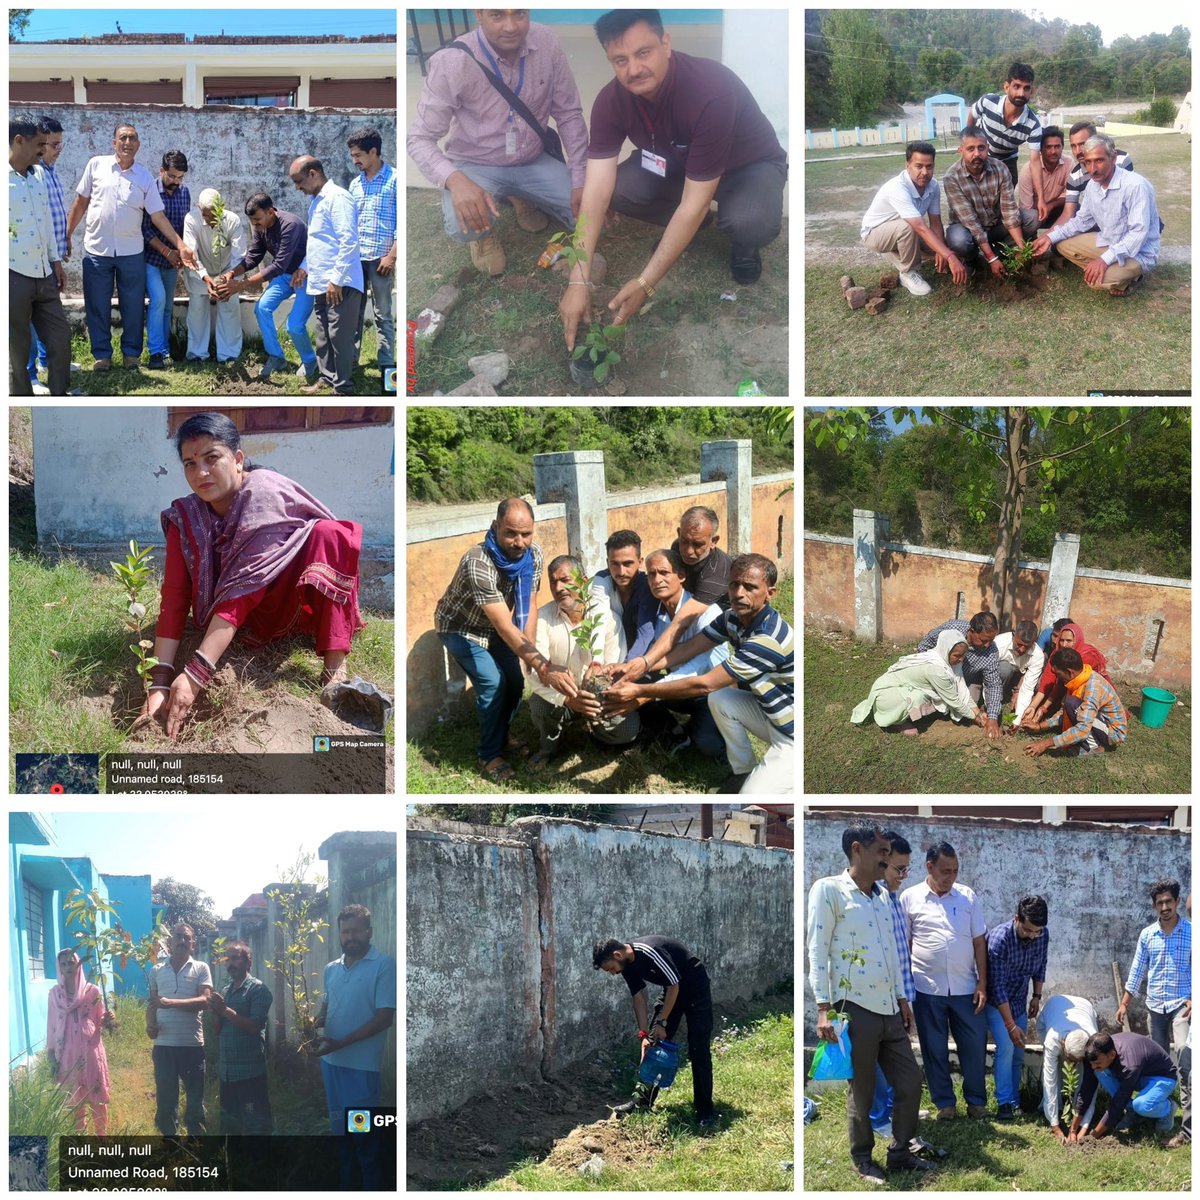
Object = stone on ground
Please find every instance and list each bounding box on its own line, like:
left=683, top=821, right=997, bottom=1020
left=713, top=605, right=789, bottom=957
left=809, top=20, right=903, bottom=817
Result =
left=846, top=286, right=867, bottom=310
left=866, top=297, right=888, bottom=315
left=446, top=374, right=499, bottom=396
left=838, top=274, right=855, bottom=293
left=466, top=351, right=511, bottom=386
left=879, top=268, right=900, bottom=290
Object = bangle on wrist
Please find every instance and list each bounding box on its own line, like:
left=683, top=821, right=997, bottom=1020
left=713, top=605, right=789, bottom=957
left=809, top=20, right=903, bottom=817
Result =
left=637, top=274, right=655, bottom=299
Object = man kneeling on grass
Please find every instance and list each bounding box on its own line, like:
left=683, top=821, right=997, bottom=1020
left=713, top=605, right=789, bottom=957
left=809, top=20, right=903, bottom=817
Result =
left=525, top=554, right=639, bottom=770
left=602, top=553, right=792, bottom=793
left=1023, top=647, right=1127, bottom=758
left=1074, top=1031, right=1179, bottom=1141
left=1032, top=132, right=1161, bottom=298
left=860, top=140, right=967, bottom=296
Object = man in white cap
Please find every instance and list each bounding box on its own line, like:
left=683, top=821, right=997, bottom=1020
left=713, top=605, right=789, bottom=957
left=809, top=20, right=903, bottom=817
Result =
left=182, top=188, right=247, bottom=363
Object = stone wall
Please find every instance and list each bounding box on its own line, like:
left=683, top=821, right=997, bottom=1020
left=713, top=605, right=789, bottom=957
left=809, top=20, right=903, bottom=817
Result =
left=406, top=816, right=793, bottom=1124
left=802, top=810, right=1191, bottom=1040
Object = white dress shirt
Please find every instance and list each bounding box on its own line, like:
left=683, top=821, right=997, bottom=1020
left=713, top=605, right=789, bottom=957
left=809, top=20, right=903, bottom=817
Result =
left=75, top=155, right=163, bottom=257
left=1039, top=993, right=1099, bottom=1129
left=524, top=599, right=623, bottom=708
left=808, top=870, right=903, bottom=1016
left=901, top=879, right=987, bottom=997
left=301, top=180, right=364, bottom=294
left=993, top=631, right=1045, bottom=720
left=9, top=163, right=60, bottom=278
left=183, top=208, right=248, bottom=280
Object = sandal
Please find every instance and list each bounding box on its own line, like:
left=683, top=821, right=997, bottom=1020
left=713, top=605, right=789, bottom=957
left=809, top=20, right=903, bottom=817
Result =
left=528, top=751, right=553, bottom=772
left=505, top=740, right=533, bottom=762
left=481, top=758, right=516, bottom=783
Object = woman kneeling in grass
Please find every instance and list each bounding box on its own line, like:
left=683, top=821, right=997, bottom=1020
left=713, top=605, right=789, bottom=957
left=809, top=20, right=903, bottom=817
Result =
left=851, top=629, right=983, bottom=735
left=140, top=411, right=365, bottom=738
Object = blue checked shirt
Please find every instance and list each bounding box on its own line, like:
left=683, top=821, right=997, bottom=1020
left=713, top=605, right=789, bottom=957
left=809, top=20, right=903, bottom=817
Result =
left=889, top=887, right=916, bottom=1004
left=987, top=919, right=1049, bottom=1020
left=34, top=162, right=68, bottom=258
left=348, top=160, right=397, bottom=262
left=142, top=179, right=191, bottom=269
left=1124, top=917, right=1191, bottom=1013
left=919, top=620, right=1003, bottom=720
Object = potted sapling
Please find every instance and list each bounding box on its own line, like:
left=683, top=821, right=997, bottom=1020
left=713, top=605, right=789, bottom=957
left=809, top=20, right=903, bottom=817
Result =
left=551, top=214, right=626, bottom=388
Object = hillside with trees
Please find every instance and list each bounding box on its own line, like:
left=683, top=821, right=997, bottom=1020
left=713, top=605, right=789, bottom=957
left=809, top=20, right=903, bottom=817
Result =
left=806, top=9, right=1190, bottom=127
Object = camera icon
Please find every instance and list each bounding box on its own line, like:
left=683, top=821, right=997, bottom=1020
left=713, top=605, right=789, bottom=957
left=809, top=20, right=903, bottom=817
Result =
left=382, top=367, right=397, bottom=394
left=313, top=736, right=331, bottom=753
left=347, top=1108, right=371, bottom=1133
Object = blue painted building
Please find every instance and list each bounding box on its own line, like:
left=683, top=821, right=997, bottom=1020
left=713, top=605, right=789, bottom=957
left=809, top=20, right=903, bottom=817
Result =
left=9, top=813, right=159, bottom=1066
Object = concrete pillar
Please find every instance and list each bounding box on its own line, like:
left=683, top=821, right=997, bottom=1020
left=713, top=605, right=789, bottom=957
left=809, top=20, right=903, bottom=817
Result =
left=853, top=508, right=889, bottom=642
left=183, top=62, right=198, bottom=107
left=532, top=450, right=607, bottom=574
left=1044, top=805, right=1068, bottom=825
left=1173, top=806, right=1189, bottom=829
left=1044, top=533, right=1081, bottom=623
left=298, top=75, right=311, bottom=108
left=701, top=438, right=752, bottom=556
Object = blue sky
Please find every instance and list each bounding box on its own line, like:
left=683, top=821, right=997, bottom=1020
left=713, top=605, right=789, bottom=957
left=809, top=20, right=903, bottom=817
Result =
left=29, top=811, right=396, bottom=919
left=17, top=9, right=396, bottom=42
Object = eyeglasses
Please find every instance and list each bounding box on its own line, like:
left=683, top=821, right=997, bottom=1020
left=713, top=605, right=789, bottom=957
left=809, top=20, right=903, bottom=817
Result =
left=892, top=866, right=910, bottom=877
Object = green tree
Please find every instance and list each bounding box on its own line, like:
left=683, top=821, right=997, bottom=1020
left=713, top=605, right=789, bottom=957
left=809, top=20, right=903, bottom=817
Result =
left=823, top=10, right=891, bottom=126
left=806, top=407, right=1187, bottom=625
left=9, top=9, right=32, bottom=40
left=151, top=878, right=218, bottom=940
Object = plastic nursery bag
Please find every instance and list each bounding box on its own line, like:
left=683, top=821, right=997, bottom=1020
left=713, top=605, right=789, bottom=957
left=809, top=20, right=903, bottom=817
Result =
left=808, top=1019, right=852, bottom=1081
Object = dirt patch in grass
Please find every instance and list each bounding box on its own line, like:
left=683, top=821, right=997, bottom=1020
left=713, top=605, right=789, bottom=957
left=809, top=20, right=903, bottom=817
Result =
left=917, top=718, right=1044, bottom=777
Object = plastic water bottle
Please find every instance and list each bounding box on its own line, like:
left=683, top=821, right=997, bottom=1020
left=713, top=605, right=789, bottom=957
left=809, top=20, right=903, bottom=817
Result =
left=638, top=1040, right=680, bottom=1089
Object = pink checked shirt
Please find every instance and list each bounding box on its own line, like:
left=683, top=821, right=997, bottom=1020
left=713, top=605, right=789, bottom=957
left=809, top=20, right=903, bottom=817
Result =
left=407, top=22, right=589, bottom=190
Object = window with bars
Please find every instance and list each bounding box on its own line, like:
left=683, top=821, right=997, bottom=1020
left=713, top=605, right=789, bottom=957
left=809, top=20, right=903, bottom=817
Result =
left=24, top=877, right=45, bottom=980
left=167, top=408, right=392, bottom=437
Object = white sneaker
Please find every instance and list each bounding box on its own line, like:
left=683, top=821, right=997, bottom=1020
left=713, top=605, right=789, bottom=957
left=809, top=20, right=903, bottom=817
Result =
left=899, top=270, right=932, bottom=296
left=31, top=382, right=50, bottom=395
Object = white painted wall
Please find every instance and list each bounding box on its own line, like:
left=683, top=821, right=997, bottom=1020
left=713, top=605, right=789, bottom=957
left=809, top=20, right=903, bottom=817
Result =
left=32, top=408, right=393, bottom=550
left=722, top=9, right=788, bottom=152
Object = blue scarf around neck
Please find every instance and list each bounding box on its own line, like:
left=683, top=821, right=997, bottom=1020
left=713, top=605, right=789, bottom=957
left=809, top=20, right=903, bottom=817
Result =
left=483, top=525, right=534, bottom=631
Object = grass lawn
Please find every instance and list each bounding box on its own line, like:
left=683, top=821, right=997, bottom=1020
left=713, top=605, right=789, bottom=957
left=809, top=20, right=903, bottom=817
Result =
left=804, top=1074, right=1190, bottom=1192
left=408, top=989, right=793, bottom=1191
left=407, top=575, right=793, bottom=795
left=406, top=187, right=789, bottom=397
left=44, top=327, right=386, bottom=396
left=804, top=630, right=1190, bottom=794
left=804, top=132, right=1191, bottom=396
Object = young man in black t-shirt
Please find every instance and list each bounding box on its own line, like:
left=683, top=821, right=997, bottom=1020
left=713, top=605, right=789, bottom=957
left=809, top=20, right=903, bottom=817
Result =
left=593, top=935, right=716, bottom=1127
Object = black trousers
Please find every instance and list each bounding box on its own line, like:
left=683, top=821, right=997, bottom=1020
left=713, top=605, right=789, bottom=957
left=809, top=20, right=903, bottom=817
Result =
left=611, top=155, right=787, bottom=249
left=219, top=1072, right=273, bottom=1133
left=652, top=966, right=715, bottom=1117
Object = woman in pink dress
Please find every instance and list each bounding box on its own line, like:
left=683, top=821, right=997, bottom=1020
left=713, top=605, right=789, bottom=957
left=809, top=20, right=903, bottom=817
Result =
left=46, top=950, right=114, bottom=1134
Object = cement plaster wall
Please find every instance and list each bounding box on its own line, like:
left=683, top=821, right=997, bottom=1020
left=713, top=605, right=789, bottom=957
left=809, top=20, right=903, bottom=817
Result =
left=803, top=811, right=1191, bottom=1040
left=406, top=817, right=793, bottom=1124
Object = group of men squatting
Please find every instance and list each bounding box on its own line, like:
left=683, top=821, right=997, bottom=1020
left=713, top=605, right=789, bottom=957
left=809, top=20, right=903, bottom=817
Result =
left=860, top=62, right=1161, bottom=299
left=808, top=826, right=1190, bottom=1185
left=433, top=499, right=794, bottom=793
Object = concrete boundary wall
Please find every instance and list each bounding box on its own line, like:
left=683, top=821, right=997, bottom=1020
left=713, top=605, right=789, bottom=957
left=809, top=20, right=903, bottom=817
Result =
left=803, top=811, right=1191, bottom=1041
left=406, top=816, right=794, bottom=1124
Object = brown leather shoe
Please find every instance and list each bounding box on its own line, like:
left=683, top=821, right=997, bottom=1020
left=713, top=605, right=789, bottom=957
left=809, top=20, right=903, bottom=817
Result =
left=93, top=358, right=112, bottom=372
left=470, top=234, right=506, bottom=276
left=967, top=1104, right=989, bottom=1118
left=935, top=1106, right=957, bottom=1121
left=509, top=195, right=549, bottom=232
left=851, top=1157, right=886, bottom=1186
left=123, top=355, right=140, bottom=368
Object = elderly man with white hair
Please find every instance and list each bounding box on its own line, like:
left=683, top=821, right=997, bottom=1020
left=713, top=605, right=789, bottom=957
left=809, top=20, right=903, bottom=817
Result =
left=1032, top=132, right=1161, bottom=297
left=1040, top=993, right=1099, bottom=1141
left=182, top=188, right=247, bottom=362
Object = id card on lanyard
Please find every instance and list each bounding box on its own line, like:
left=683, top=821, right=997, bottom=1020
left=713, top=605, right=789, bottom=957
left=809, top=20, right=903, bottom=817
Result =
left=478, top=30, right=525, bottom=157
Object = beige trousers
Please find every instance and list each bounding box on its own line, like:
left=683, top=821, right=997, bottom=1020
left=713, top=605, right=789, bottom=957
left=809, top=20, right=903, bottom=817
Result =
left=1056, top=233, right=1144, bottom=293
left=863, top=218, right=925, bottom=271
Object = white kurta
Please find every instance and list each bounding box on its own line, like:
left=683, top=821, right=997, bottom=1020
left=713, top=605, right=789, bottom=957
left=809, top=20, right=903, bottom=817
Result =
left=182, top=209, right=248, bottom=362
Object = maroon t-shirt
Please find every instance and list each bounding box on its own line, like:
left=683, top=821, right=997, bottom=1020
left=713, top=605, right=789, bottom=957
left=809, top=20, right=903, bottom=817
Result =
left=587, top=50, right=786, bottom=181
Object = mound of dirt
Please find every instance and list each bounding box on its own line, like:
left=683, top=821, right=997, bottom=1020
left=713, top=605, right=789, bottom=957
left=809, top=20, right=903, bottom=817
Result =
left=917, top=719, right=1043, bottom=775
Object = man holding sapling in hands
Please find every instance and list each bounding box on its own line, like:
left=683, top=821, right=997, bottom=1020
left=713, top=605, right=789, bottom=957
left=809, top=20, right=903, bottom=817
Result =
left=526, top=555, right=639, bottom=770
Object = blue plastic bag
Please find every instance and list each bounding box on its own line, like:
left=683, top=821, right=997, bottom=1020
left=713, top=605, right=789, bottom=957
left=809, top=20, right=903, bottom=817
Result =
left=808, top=1020, right=853, bottom=1081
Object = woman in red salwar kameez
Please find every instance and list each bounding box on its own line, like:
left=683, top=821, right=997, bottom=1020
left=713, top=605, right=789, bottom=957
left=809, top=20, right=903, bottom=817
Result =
left=142, top=412, right=365, bottom=738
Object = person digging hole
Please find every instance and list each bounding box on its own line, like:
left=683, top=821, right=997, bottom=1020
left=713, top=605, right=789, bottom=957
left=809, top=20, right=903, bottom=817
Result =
left=592, top=935, right=717, bottom=1129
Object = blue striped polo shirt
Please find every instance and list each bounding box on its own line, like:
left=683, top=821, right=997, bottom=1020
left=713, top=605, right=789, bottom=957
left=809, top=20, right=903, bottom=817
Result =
left=702, top=603, right=794, bottom=736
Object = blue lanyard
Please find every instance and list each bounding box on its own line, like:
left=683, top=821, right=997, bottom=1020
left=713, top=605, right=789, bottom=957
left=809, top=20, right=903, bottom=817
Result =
left=477, top=28, right=524, bottom=122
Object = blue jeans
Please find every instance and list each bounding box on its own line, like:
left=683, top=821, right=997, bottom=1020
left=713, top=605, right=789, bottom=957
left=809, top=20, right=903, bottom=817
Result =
left=441, top=152, right=574, bottom=241
left=869, top=1062, right=893, bottom=1129
left=1097, top=1068, right=1176, bottom=1126
left=82, top=252, right=146, bottom=359
left=321, top=1062, right=382, bottom=1189
left=914, top=991, right=988, bottom=1109
left=152, top=1044, right=206, bottom=1135
left=985, top=1006, right=1028, bottom=1107
left=144, top=263, right=178, bottom=356
left=440, top=631, right=524, bottom=763
left=254, top=274, right=316, bottom=364
left=27, top=324, right=46, bottom=380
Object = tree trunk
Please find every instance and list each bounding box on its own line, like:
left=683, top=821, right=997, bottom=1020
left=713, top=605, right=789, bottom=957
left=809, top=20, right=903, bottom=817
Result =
left=989, top=408, right=1031, bottom=626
